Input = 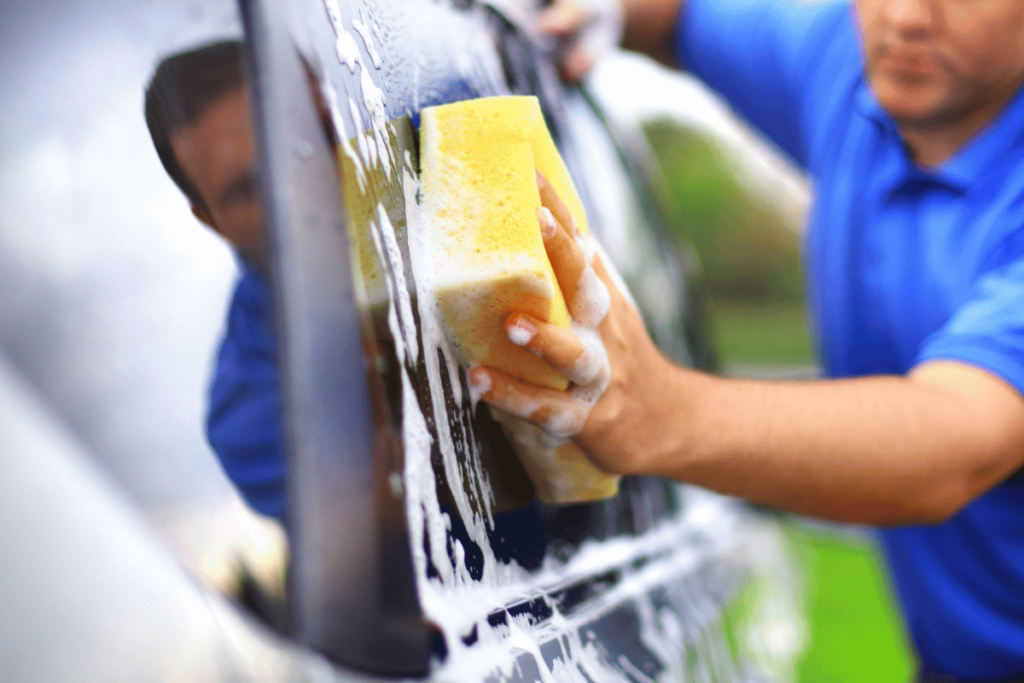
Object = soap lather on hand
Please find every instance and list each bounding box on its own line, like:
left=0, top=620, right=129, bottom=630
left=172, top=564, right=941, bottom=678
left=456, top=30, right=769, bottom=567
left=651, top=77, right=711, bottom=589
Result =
left=476, top=179, right=613, bottom=440
left=419, top=95, right=620, bottom=503
left=471, top=175, right=617, bottom=504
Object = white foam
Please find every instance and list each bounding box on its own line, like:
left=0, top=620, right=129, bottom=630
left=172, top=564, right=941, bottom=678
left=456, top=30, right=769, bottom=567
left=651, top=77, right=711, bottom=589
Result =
left=466, top=365, right=492, bottom=408
left=322, top=0, right=361, bottom=74
left=351, top=11, right=382, bottom=70
left=370, top=204, right=418, bottom=364
left=570, top=237, right=610, bottom=330
left=322, top=76, right=366, bottom=192
left=505, top=320, right=535, bottom=348
left=565, top=326, right=606, bottom=386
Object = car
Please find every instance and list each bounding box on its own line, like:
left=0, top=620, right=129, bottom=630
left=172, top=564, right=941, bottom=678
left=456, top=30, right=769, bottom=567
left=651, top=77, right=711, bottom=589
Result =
left=0, top=0, right=806, bottom=680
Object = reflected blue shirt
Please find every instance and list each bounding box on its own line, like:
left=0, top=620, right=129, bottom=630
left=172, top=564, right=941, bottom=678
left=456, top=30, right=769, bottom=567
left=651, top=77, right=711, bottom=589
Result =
left=206, top=266, right=286, bottom=520
left=677, top=0, right=1024, bottom=677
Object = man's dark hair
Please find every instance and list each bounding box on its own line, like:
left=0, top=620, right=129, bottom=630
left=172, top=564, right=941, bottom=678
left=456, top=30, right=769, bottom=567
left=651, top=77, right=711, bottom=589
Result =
left=144, top=40, right=246, bottom=211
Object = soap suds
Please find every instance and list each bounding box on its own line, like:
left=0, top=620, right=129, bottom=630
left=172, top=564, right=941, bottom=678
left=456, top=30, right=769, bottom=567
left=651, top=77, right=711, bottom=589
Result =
left=352, top=11, right=383, bottom=69
left=373, top=205, right=418, bottom=363
left=466, top=365, right=492, bottom=408
left=565, top=326, right=606, bottom=386
left=505, top=320, right=535, bottom=349
left=323, top=0, right=361, bottom=72
left=322, top=76, right=365, bottom=191
left=569, top=253, right=610, bottom=330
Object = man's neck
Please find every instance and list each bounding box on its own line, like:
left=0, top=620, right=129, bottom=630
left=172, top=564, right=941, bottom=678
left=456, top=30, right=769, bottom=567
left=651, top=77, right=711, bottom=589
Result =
left=899, top=86, right=1021, bottom=169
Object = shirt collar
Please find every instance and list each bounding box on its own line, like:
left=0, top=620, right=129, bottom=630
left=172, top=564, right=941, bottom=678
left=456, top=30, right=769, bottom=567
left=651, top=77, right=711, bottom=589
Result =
left=855, top=78, right=1024, bottom=193
left=940, top=82, right=1024, bottom=189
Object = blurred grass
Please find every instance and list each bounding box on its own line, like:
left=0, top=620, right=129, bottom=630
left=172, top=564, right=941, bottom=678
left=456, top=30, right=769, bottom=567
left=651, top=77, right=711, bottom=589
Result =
left=643, top=118, right=915, bottom=679
left=785, top=521, right=914, bottom=682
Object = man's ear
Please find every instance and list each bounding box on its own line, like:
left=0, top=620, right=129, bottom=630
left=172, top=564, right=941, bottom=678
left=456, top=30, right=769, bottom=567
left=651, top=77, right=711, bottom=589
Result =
left=191, top=203, right=220, bottom=235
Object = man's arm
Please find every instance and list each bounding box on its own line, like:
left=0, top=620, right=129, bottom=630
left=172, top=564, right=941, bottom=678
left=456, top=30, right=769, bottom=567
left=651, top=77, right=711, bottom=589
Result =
left=471, top=176, right=1024, bottom=526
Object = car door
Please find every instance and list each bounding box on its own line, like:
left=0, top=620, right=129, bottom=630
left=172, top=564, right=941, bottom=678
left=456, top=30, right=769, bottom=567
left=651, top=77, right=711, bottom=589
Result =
left=245, top=0, right=804, bottom=680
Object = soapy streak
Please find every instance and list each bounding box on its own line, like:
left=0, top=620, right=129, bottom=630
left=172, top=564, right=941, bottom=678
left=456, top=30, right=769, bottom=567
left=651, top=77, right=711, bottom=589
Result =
left=321, top=76, right=365, bottom=191
left=352, top=11, right=382, bottom=70
left=426, top=493, right=756, bottom=682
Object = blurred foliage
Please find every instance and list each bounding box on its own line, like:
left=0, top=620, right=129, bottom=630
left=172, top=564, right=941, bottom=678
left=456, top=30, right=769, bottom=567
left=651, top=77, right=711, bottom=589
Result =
left=643, top=119, right=813, bottom=364
left=644, top=119, right=804, bottom=304
left=713, top=300, right=813, bottom=366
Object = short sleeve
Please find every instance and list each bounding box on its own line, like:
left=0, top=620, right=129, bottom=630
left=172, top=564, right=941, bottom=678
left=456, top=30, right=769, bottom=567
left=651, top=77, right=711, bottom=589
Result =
left=207, top=270, right=287, bottom=520
left=675, top=0, right=850, bottom=167
left=917, top=253, right=1024, bottom=398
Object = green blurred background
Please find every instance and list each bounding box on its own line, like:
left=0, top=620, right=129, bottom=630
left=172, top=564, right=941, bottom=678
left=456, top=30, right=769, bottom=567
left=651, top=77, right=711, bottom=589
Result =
left=643, top=119, right=916, bottom=681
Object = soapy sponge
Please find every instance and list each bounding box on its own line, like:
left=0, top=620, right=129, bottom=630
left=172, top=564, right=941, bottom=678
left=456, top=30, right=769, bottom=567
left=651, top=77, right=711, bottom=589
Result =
left=420, top=95, right=588, bottom=391
left=420, top=95, right=620, bottom=504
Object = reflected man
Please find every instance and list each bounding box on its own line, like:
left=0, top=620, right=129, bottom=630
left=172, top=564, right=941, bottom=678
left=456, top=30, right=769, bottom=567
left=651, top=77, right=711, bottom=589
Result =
left=145, top=41, right=286, bottom=520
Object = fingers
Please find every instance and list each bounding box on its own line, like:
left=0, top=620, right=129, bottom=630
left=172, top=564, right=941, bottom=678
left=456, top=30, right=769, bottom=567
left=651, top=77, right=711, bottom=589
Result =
left=536, top=170, right=578, bottom=237
left=536, top=205, right=587, bottom=313
left=537, top=0, right=595, bottom=37
left=468, top=365, right=588, bottom=437
left=473, top=170, right=616, bottom=443
left=506, top=312, right=607, bottom=386
left=537, top=1, right=597, bottom=84
left=536, top=170, right=611, bottom=329
left=560, top=46, right=595, bottom=84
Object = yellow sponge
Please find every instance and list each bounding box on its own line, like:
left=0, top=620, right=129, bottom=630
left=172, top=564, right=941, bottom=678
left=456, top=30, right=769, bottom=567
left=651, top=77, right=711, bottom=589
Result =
left=420, top=95, right=588, bottom=390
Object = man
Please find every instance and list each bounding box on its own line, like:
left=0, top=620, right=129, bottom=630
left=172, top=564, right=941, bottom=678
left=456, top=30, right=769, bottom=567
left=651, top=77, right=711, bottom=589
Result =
left=472, top=0, right=1024, bottom=678
left=145, top=41, right=286, bottom=520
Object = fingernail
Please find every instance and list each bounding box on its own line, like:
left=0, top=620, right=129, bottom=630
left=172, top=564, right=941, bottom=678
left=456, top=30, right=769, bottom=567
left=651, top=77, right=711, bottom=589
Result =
left=506, top=314, right=536, bottom=347
left=536, top=169, right=547, bottom=187
left=537, top=206, right=557, bottom=238
left=467, top=366, right=492, bottom=406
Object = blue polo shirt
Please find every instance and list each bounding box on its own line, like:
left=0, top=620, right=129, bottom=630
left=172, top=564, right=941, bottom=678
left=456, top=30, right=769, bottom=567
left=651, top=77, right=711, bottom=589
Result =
left=677, top=0, right=1024, bottom=677
left=206, top=265, right=287, bottom=520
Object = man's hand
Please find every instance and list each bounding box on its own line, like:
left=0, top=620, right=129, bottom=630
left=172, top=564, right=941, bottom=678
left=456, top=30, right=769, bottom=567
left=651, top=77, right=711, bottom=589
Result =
left=536, top=0, right=624, bottom=82
left=468, top=170, right=678, bottom=474
left=536, top=0, right=687, bottom=77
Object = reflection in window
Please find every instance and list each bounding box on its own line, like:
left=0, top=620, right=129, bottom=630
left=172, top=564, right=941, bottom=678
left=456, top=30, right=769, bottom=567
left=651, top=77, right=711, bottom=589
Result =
left=146, top=41, right=285, bottom=522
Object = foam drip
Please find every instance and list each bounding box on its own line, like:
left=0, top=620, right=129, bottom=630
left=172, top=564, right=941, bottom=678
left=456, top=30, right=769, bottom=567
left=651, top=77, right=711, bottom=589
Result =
left=322, top=77, right=365, bottom=191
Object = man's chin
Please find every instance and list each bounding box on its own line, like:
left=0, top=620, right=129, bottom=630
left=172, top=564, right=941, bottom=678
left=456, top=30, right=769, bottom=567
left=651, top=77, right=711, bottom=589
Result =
left=873, top=82, right=949, bottom=128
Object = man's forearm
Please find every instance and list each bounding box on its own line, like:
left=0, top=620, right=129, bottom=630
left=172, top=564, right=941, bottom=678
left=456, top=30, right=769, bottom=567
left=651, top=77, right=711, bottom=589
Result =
left=621, top=0, right=686, bottom=66
left=618, top=361, right=1024, bottom=525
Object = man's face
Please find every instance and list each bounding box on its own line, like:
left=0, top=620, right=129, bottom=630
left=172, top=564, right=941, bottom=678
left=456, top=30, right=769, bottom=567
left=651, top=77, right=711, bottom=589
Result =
left=170, top=87, right=268, bottom=270
left=855, top=0, right=1024, bottom=129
